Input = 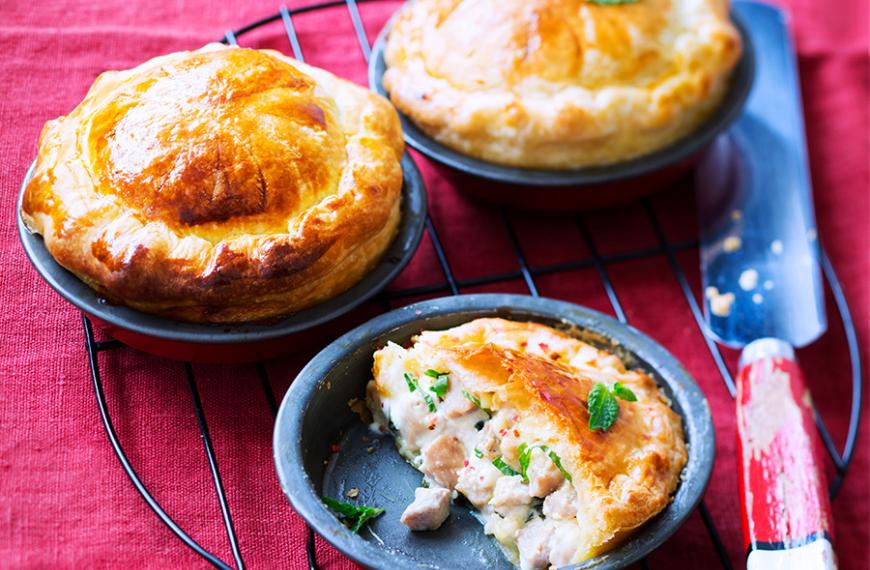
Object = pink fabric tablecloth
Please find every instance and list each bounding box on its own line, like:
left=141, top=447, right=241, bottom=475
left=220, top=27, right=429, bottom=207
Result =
left=1, top=1, right=867, bottom=568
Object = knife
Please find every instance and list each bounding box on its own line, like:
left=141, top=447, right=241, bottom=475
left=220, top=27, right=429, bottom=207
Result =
left=697, top=3, right=835, bottom=569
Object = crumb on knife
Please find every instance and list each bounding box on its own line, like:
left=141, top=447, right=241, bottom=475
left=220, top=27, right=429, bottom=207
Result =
left=706, top=287, right=736, bottom=317
left=738, top=269, right=759, bottom=291
left=723, top=236, right=742, bottom=252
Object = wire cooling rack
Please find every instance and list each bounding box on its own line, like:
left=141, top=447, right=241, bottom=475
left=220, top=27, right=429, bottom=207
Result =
left=80, top=1, right=864, bottom=569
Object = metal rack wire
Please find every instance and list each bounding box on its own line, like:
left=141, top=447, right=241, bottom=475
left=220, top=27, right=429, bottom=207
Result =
left=81, top=1, right=864, bottom=569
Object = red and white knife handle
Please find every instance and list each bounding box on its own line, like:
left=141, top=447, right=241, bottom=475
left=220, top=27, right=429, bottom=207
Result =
left=736, top=338, right=837, bottom=569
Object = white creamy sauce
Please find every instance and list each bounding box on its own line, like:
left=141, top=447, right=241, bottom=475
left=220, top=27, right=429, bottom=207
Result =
left=369, top=343, right=579, bottom=569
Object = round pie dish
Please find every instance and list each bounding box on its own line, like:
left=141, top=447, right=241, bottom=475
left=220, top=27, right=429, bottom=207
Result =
left=17, top=154, right=427, bottom=363
left=369, top=10, right=755, bottom=210
left=274, top=294, right=715, bottom=569
left=22, top=44, right=409, bottom=324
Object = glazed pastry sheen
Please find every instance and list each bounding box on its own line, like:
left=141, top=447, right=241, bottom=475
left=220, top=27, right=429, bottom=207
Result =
left=21, top=44, right=404, bottom=322
left=383, top=0, right=741, bottom=168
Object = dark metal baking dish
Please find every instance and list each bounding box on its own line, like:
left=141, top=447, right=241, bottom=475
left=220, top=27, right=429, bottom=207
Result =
left=368, top=11, right=755, bottom=211
left=17, top=153, right=427, bottom=363
left=274, top=293, right=715, bottom=569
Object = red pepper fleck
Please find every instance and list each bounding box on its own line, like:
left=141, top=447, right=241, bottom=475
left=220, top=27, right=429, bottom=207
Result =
left=499, top=428, right=508, bottom=436
left=463, top=460, right=469, bottom=467
left=330, top=444, right=341, bottom=453
left=520, top=341, right=528, bottom=348
left=513, top=429, right=520, bottom=437
left=550, top=353, right=559, bottom=360
left=539, top=342, right=549, bottom=351
left=513, top=415, right=519, bottom=422
left=479, top=476, right=485, bottom=481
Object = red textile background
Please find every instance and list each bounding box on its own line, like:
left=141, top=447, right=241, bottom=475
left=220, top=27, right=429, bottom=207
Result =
left=1, top=1, right=867, bottom=568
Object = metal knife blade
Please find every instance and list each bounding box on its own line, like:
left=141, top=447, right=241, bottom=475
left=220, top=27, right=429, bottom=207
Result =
left=696, top=4, right=825, bottom=349
left=697, top=7, right=836, bottom=566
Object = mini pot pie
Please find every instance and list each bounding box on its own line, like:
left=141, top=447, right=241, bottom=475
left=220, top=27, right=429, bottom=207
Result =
left=367, top=318, right=687, bottom=567
left=21, top=44, right=404, bottom=323
left=383, top=0, right=742, bottom=169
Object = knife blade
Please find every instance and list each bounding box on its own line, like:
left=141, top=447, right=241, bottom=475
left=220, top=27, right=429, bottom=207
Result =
left=697, top=3, right=835, bottom=569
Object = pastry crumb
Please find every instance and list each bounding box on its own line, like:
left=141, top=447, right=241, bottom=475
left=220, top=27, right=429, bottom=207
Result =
left=731, top=210, right=743, bottom=221
left=738, top=269, right=759, bottom=291
left=348, top=398, right=372, bottom=424
left=770, top=240, right=784, bottom=255
left=752, top=293, right=763, bottom=304
left=723, top=236, right=742, bottom=252
left=763, top=280, right=775, bottom=291
left=346, top=488, right=360, bottom=499
left=708, top=289, right=736, bottom=317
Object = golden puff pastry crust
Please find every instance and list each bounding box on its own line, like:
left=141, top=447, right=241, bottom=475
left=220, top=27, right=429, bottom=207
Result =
left=21, top=44, right=404, bottom=323
left=383, top=0, right=742, bottom=169
left=368, top=318, right=687, bottom=565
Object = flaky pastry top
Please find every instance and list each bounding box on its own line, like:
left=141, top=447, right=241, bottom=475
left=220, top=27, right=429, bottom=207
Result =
left=383, top=0, right=741, bottom=168
left=22, top=44, right=404, bottom=322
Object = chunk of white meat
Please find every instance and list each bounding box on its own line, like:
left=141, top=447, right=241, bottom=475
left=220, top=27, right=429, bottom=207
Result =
left=440, top=385, right=476, bottom=418
left=421, top=434, right=465, bottom=489
left=548, top=523, right=583, bottom=567
left=400, top=487, right=451, bottom=531
left=367, top=377, right=431, bottom=450
left=499, top=429, right=522, bottom=466
left=393, top=398, right=435, bottom=450
left=516, top=518, right=554, bottom=570
left=476, top=419, right=504, bottom=457
left=542, top=482, right=577, bottom=520
left=526, top=449, right=564, bottom=498
left=455, top=460, right=502, bottom=508
left=484, top=509, right=525, bottom=551
left=568, top=344, right=600, bottom=368
left=490, top=475, right=531, bottom=512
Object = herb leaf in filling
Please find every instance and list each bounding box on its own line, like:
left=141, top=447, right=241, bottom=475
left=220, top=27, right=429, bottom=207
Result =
left=404, top=372, right=437, bottom=412
left=492, top=456, right=519, bottom=476
left=425, top=369, right=450, bottom=399
left=322, top=497, right=384, bottom=533
left=518, top=443, right=573, bottom=484
left=462, top=390, right=493, bottom=416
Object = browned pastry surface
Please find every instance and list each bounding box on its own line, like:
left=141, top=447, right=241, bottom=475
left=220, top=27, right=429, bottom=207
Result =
left=383, top=0, right=741, bottom=168
left=21, top=44, right=404, bottom=322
